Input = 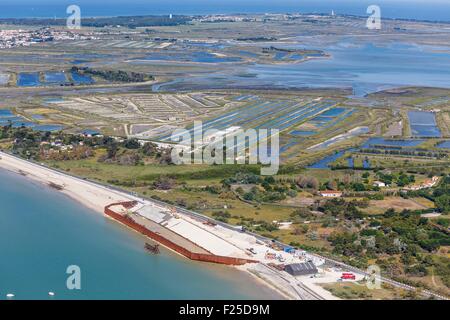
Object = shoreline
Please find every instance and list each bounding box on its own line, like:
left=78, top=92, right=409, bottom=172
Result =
left=0, top=151, right=135, bottom=214
left=1, top=12, right=450, bottom=25
left=102, top=211, right=288, bottom=300
left=0, top=151, right=289, bottom=300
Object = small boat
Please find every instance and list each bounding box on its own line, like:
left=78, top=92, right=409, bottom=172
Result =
left=145, top=243, right=160, bottom=254
left=6, top=293, right=15, bottom=298
left=48, top=292, right=55, bottom=297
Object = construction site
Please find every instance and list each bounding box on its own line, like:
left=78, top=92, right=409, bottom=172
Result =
left=103, top=198, right=436, bottom=300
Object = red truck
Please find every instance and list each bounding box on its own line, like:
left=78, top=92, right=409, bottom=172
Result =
left=341, top=273, right=356, bottom=280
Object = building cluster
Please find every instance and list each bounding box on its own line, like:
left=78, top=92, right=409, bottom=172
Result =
left=193, top=14, right=298, bottom=23
left=194, top=15, right=257, bottom=23
left=403, top=176, right=440, bottom=191
left=40, top=139, right=82, bottom=151
left=38, top=139, right=94, bottom=160
left=0, top=27, right=95, bottom=49
left=193, top=13, right=328, bottom=23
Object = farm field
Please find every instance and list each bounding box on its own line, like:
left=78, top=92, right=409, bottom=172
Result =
left=47, top=93, right=227, bottom=122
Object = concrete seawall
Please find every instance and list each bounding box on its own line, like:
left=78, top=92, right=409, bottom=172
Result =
left=105, top=201, right=257, bottom=266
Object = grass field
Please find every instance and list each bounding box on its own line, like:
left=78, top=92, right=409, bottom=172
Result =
left=46, top=149, right=261, bottom=183
left=320, top=281, right=412, bottom=300
left=366, top=197, right=434, bottom=215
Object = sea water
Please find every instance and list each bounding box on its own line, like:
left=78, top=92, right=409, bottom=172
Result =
left=3, top=1, right=450, bottom=22
left=156, top=42, right=450, bottom=96
left=0, top=169, right=279, bottom=300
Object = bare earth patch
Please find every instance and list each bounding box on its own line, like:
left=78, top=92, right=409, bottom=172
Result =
left=367, top=197, right=430, bottom=214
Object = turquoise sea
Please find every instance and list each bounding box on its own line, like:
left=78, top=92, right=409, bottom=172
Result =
left=0, top=169, right=279, bottom=300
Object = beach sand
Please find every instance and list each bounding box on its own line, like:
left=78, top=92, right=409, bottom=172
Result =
left=0, top=151, right=134, bottom=213
left=0, top=151, right=292, bottom=299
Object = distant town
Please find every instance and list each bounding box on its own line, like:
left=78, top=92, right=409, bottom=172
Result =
left=0, top=27, right=95, bottom=49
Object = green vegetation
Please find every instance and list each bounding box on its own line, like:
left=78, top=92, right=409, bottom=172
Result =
left=2, top=126, right=170, bottom=165
left=2, top=124, right=449, bottom=296
left=404, top=175, right=450, bottom=213
left=71, top=66, right=154, bottom=83
left=376, top=171, right=415, bottom=187
left=321, top=282, right=416, bottom=300
left=327, top=208, right=450, bottom=294
left=2, top=13, right=450, bottom=300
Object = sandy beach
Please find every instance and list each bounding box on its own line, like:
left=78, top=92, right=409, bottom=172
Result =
left=0, top=151, right=134, bottom=213
left=0, top=151, right=296, bottom=299
left=0, top=151, right=356, bottom=300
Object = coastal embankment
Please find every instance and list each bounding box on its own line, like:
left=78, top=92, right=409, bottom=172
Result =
left=0, top=151, right=297, bottom=299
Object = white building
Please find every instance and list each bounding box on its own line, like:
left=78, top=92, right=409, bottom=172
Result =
left=319, top=191, right=343, bottom=198
left=373, top=181, right=386, bottom=188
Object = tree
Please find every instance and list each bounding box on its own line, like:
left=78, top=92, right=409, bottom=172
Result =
left=106, top=143, right=118, bottom=159
left=309, top=177, right=319, bottom=190
left=142, top=142, right=158, bottom=156
left=124, top=138, right=140, bottom=149
left=327, top=180, right=338, bottom=190
left=384, top=208, right=396, bottom=218
left=158, top=149, right=173, bottom=164
left=435, top=195, right=450, bottom=213
left=291, top=207, right=311, bottom=219
left=153, top=176, right=176, bottom=190
left=296, top=176, right=319, bottom=190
